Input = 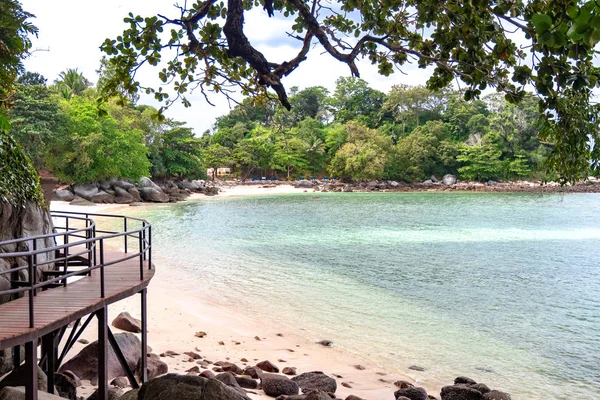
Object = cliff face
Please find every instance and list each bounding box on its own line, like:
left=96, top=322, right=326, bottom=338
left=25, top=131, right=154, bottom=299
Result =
left=0, top=202, right=55, bottom=374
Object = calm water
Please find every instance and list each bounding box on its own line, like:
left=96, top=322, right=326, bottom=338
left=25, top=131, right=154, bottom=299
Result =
left=128, top=192, right=600, bottom=399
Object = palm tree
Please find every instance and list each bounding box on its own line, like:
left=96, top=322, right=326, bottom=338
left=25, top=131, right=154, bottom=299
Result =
left=54, top=68, right=91, bottom=99
left=304, top=134, right=325, bottom=175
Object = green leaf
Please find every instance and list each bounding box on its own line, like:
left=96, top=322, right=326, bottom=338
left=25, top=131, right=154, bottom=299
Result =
left=532, top=13, right=553, bottom=33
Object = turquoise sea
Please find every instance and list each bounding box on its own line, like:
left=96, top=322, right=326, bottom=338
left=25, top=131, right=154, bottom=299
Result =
left=127, top=192, right=600, bottom=399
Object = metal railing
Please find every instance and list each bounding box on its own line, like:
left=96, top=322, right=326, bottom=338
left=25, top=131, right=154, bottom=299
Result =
left=0, top=211, right=152, bottom=329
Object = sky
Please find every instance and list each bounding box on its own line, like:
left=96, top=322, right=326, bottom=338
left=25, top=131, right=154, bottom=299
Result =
left=21, top=0, right=433, bottom=134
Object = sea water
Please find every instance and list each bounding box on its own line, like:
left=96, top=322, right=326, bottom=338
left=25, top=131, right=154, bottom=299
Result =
left=127, top=192, right=600, bottom=399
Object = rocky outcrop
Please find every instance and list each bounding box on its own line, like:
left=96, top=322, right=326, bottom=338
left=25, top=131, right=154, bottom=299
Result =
left=0, top=365, right=48, bottom=392
left=0, top=387, right=64, bottom=400
left=291, top=372, right=337, bottom=394
left=139, top=187, right=169, bottom=203
left=137, top=374, right=251, bottom=400
left=112, top=312, right=142, bottom=333
left=59, top=333, right=143, bottom=385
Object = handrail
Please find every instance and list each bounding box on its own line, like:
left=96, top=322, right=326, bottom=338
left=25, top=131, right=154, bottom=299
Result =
left=0, top=211, right=152, bottom=329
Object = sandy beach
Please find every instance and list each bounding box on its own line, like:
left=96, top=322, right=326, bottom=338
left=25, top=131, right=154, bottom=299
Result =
left=50, top=188, right=441, bottom=400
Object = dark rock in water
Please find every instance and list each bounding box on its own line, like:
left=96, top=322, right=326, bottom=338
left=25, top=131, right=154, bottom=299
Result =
left=138, top=374, right=251, bottom=400
left=135, top=353, right=168, bottom=380
left=0, top=364, right=48, bottom=392
left=282, top=367, right=297, bottom=376
left=54, top=373, right=77, bottom=399
left=394, top=387, right=428, bottom=400
left=110, top=376, right=130, bottom=389
left=482, top=391, right=511, bottom=400
left=69, top=197, right=95, bottom=206
left=86, top=387, right=123, bottom=400
left=243, top=366, right=262, bottom=379
left=261, top=373, right=299, bottom=397
left=72, top=183, right=99, bottom=200
left=112, top=312, right=142, bottom=333
left=394, top=381, right=414, bottom=389
left=440, top=385, right=482, bottom=400
left=454, top=377, right=477, bottom=385
left=256, top=360, right=279, bottom=373
left=0, top=387, right=64, bottom=400
left=468, top=383, right=490, bottom=395
left=305, top=390, right=331, bottom=400
left=291, top=371, right=337, bottom=393
left=408, top=365, right=425, bottom=372
left=215, top=372, right=246, bottom=396
left=54, top=189, right=75, bottom=202
left=235, top=376, right=258, bottom=389
left=59, top=333, right=142, bottom=385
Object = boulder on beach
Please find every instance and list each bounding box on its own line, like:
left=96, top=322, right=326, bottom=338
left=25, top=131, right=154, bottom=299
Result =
left=127, top=187, right=142, bottom=202
left=261, top=373, right=299, bottom=397
left=59, top=333, right=143, bottom=385
left=0, top=386, right=64, bottom=400
left=0, top=365, right=47, bottom=392
left=291, top=371, right=337, bottom=394
left=54, top=373, right=77, bottom=400
left=394, top=386, right=428, bottom=400
left=256, top=360, right=279, bottom=373
left=135, top=353, right=168, bottom=381
left=137, top=374, right=251, bottom=400
left=482, top=391, right=511, bottom=400
left=442, top=174, right=457, bottom=185
left=139, top=187, right=169, bottom=203
left=215, top=373, right=246, bottom=396
left=69, top=197, right=95, bottom=206
left=440, top=385, right=482, bottom=400
left=72, top=183, right=99, bottom=200
left=112, top=312, right=142, bottom=333
left=86, top=387, right=123, bottom=400
left=305, top=390, right=331, bottom=400
left=54, top=189, right=75, bottom=202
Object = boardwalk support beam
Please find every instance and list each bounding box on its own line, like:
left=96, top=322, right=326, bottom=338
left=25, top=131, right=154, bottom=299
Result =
left=97, top=307, right=108, bottom=400
left=140, top=288, right=148, bottom=383
left=107, top=327, right=139, bottom=389
left=25, top=341, right=38, bottom=400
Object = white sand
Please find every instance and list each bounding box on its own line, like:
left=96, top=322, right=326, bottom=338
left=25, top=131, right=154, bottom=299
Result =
left=51, top=189, right=439, bottom=400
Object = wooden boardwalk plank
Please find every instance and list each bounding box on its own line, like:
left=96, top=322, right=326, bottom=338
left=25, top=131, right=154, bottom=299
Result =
left=0, top=250, right=154, bottom=349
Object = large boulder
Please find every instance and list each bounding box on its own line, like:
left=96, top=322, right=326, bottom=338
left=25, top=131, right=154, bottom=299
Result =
left=305, top=391, right=331, bottom=400
left=135, top=353, right=168, bottom=381
left=440, top=385, right=482, bottom=400
left=86, top=387, right=123, bottom=400
left=178, top=180, right=200, bottom=191
left=139, top=177, right=161, bottom=190
left=139, top=187, right=169, bottom=203
left=69, top=197, right=95, bottom=206
left=256, top=360, right=279, bottom=373
left=54, top=373, right=77, bottom=400
left=112, top=180, right=135, bottom=190
left=394, top=387, right=428, bottom=400
left=53, top=189, right=75, bottom=202
left=72, top=184, right=99, bottom=200
left=482, top=391, right=511, bottom=400
left=214, top=373, right=246, bottom=396
left=91, top=191, right=115, bottom=204
left=291, top=372, right=337, bottom=393
left=59, top=333, right=143, bottom=385
left=113, top=187, right=134, bottom=204
left=127, top=188, right=142, bottom=202
left=120, top=389, right=140, bottom=400
left=0, top=387, right=64, bottom=400
left=261, top=374, right=299, bottom=397
left=137, top=374, right=251, bottom=400
left=442, top=174, right=457, bottom=185
left=112, top=312, right=142, bottom=333
left=294, top=180, right=314, bottom=188
left=0, top=365, right=47, bottom=392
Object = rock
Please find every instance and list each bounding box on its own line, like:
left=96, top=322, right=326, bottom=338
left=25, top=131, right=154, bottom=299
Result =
left=305, top=390, right=331, bottom=400
left=139, top=177, right=161, bottom=190
left=454, top=377, right=477, bottom=385
left=112, top=312, right=142, bottom=333
left=185, top=366, right=200, bottom=373
left=353, top=365, right=365, bottom=370
left=120, top=389, right=140, bottom=400
left=282, top=367, right=297, bottom=376
left=0, top=387, right=64, bottom=400
left=86, top=387, right=123, bottom=400
left=184, top=351, right=201, bottom=360
left=178, top=180, right=200, bottom=191
left=261, top=373, right=299, bottom=397
left=200, top=370, right=215, bottom=379
left=291, top=371, right=337, bottom=393
left=243, top=367, right=262, bottom=379
left=59, top=332, right=143, bottom=385
left=294, top=180, right=314, bottom=188
left=59, top=371, right=81, bottom=387
left=77, top=339, right=89, bottom=345
left=468, top=384, right=490, bottom=395
left=135, top=353, right=168, bottom=380
left=127, top=187, right=142, bottom=202
left=139, top=187, right=169, bottom=203
left=221, top=362, right=243, bottom=375
left=113, top=180, right=135, bottom=190
left=72, top=183, right=99, bottom=200
left=110, top=376, right=130, bottom=389
left=345, top=396, right=365, bottom=400
left=235, top=376, right=257, bottom=389
left=54, top=189, right=75, bottom=202
left=395, top=381, right=414, bottom=389
left=215, top=373, right=246, bottom=396
left=317, top=340, right=333, bottom=347
left=137, top=374, right=251, bottom=400
left=114, top=186, right=134, bottom=201
left=431, top=175, right=439, bottom=182
left=256, top=360, right=279, bottom=373
left=54, top=373, right=77, bottom=400
left=0, top=364, right=48, bottom=392
left=440, top=385, right=482, bottom=400
left=482, top=391, right=511, bottom=400
left=442, top=174, right=457, bottom=185
left=423, top=180, right=433, bottom=185
left=394, top=387, right=428, bottom=400
left=69, top=197, right=95, bottom=206
left=342, top=185, right=353, bottom=192
left=342, top=382, right=352, bottom=388
left=408, top=365, right=425, bottom=372
left=195, top=331, right=207, bottom=338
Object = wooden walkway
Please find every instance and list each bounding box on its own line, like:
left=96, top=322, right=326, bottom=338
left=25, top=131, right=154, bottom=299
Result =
left=0, top=250, right=154, bottom=350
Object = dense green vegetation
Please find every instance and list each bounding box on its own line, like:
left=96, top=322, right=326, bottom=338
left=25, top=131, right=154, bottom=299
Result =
left=11, top=68, right=555, bottom=184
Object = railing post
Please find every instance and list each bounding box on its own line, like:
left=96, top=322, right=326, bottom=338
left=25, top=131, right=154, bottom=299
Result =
left=138, top=232, right=144, bottom=281
left=99, top=239, right=105, bottom=298
left=124, top=218, right=128, bottom=254
left=27, top=253, right=34, bottom=329
left=65, top=217, right=69, bottom=259
left=148, top=225, right=152, bottom=270
left=142, top=222, right=146, bottom=261
left=32, top=240, right=37, bottom=296
left=140, top=288, right=148, bottom=383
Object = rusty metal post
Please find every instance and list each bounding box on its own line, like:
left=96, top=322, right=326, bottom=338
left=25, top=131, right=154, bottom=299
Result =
left=25, top=341, right=38, bottom=400
left=41, top=331, right=56, bottom=394
left=97, top=307, right=108, bottom=400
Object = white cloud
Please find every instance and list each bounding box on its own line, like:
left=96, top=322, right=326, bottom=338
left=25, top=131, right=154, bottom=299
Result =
left=21, top=0, right=433, bottom=134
